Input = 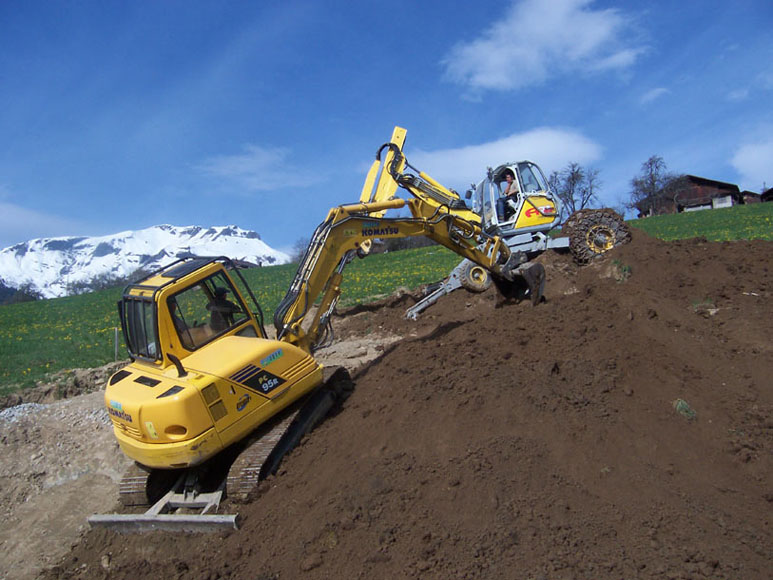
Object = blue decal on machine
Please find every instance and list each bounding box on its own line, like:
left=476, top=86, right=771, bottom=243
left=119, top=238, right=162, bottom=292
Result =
left=109, top=400, right=123, bottom=412
left=236, top=393, right=251, bottom=411
left=260, top=349, right=284, bottom=367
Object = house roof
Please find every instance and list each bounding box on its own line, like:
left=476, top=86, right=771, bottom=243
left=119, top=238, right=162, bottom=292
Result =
left=684, top=175, right=740, bottom=193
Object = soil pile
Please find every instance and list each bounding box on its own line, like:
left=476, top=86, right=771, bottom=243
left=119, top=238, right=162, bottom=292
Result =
left=42, top=231, right=771, bottom=579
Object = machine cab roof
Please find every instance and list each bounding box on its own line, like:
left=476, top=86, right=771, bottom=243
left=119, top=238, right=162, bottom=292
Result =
left=119, top=257, right=266, bottom=367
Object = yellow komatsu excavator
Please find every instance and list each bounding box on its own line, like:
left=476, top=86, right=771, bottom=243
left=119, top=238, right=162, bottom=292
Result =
left=88, top=127, right=550, bottom=532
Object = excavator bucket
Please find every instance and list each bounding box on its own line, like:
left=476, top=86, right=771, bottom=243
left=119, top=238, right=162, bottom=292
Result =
left=492, top=263, right=545, bottom=305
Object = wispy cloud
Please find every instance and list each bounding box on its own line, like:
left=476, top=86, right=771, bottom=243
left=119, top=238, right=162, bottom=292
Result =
left=726, top=88, right=750, bottom=102
left=726, top=69, right=773, bottom=102
left=408, top=127, right=602, bottom=188
left=442, top=0, right=645, bottom=93
left=0, top=199, right=85, bottom=249
left=640, top=87, right=670, bottom=105
left=731, top=139, right=773, bottom=191
left=195, top=144, right=324, bottom=193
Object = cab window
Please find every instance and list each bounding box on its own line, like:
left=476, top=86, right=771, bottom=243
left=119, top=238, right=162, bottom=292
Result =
left=518, top=163, right=547, bottom=193
left=168, top=272, right=248, bottom=350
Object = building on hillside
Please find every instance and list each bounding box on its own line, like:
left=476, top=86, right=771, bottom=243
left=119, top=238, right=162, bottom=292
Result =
left=633, top=175, right=749, bottom=218
left=673, top=175, right=744, bottom=213
left=762, top=187, right=773, bottom=203
left=741, top=190, right=761, bottom=204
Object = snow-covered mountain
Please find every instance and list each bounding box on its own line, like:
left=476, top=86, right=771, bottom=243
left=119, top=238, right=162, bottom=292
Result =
left=0, top=225, right=291, bottom=299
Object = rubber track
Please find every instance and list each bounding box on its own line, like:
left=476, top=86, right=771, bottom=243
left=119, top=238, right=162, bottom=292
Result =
left=119, top=462, right=152, bottom=507
left=226, top=366, right=354, bottom=503
left=225, top=410, right=301, bottom=503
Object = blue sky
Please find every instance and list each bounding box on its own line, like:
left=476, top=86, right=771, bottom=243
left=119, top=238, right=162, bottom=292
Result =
left=1, top=0, right=771, bottom=253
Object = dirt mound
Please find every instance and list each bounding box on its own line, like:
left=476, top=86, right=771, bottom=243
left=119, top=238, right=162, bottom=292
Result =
left=42, top=231, right=772, bottom=579
left=0, top=362, right=128, bottom=411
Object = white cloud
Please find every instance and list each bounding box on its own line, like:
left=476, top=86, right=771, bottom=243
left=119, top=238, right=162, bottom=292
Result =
left=196, top=144, right=323, bottom=192
left=731, top=140, right=773, bottom=191
left=0, top=200, right=85, bottom=250
left=640, top=87, right=670, bottom=104
left=727, top=88, right=750, bottom=101
left=407, top=127, right=602, bottom=189
left=442, top=0, right=644, bottom=93
left=726, top=70, right=773, bottom=102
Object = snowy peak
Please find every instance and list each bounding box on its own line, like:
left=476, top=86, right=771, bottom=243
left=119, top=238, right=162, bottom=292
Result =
left=0, top=225, right=290, bottom=299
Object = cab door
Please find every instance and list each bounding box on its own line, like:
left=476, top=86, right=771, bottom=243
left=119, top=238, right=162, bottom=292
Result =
left=473, top=177, right=504, bottom=229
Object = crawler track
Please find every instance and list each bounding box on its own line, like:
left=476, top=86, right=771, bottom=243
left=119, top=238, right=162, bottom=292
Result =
left=112, top=366, right=355, bottom=522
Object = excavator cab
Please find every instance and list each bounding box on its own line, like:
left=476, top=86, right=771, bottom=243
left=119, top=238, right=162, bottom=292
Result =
left=470, top=161, right=561, bottom=234
left=119, top=257, right=267, bottom=364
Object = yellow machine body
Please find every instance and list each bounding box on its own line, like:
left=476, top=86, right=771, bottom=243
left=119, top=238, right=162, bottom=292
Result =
left=514, top=195, right=558, bottom=229
left=104, top=126, right=525, bottom=473
left=105, top=259, right=323, bottom=469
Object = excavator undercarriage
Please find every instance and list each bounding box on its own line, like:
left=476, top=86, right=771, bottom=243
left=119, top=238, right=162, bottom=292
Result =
left=89, top=367, right=353, bottom=532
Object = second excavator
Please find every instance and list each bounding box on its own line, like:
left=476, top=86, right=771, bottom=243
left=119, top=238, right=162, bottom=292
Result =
left=89, top=126, right=585, bottom=531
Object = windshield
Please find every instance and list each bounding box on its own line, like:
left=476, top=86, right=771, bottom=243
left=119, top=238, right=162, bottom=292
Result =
left=169, top=271, right=248, bottom=350
left=517, top=162, right=548, bottom=193
left=120, top=298, right=159, bottom=360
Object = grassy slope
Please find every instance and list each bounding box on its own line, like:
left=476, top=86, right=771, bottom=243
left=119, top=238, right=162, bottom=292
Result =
left=1, top=202, right=770, bottom=395
left=0, top=246, right=461, bottom=395
left=628, top=202, right=773, bottom=241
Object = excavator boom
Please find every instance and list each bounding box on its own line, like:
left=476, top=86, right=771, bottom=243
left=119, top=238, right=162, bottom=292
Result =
left=273, top=197, right=516, bottom=352
left=92, top=125, right=537, bottom=533
left=273, top=126, right=537, bottom=353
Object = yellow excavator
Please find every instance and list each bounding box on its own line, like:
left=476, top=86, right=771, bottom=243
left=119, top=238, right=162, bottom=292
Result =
left=89, top=127, right=586, bottom=532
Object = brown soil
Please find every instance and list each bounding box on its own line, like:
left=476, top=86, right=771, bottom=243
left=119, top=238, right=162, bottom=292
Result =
left=5, top=230, right=773, bottom=579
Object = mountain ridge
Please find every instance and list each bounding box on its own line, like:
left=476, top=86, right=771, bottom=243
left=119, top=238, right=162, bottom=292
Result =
left=0, top=224, right=290, bottom=300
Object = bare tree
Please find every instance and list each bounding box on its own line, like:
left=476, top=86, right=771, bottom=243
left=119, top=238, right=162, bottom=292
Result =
left=548, top=162, right=601, bottom=220
left=627, top=155, right=682, bottom=217
left=291, top=237, right=310, bottom=263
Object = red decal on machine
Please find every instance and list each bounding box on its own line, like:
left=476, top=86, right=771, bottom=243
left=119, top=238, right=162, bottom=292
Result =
left=525, top=206, right=555, bottom=218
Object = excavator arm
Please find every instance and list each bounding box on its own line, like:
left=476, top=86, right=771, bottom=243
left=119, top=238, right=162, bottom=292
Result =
left=360, top=126, right=482, bottom=225
left=273, top=197, right=515, bottom=352
left=274, top=127, right=531, bottom=353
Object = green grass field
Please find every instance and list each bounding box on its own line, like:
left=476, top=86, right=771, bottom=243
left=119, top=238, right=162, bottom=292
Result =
left=0, top=245, right=461, bottom=395
left=1, top=202, right=770, bottom=396
left=628, top=201, right=773, bottom=241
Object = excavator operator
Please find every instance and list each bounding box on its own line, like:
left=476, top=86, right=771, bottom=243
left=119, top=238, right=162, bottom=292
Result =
left=207, top=287, right=241, bottom=332
left=498, top=169, right=520, bottom=221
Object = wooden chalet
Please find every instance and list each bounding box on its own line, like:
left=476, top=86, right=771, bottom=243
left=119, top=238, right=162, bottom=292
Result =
left=673, top=175, right=742, bottom=212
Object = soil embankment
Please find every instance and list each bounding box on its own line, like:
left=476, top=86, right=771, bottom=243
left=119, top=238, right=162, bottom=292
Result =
left=13, top=230, right=773, bottom=579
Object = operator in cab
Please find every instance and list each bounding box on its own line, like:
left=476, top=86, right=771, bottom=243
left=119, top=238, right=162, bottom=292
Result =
left=499, top=169, right=520, bottom=222
left=207, top=287, right=241, bottom=332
